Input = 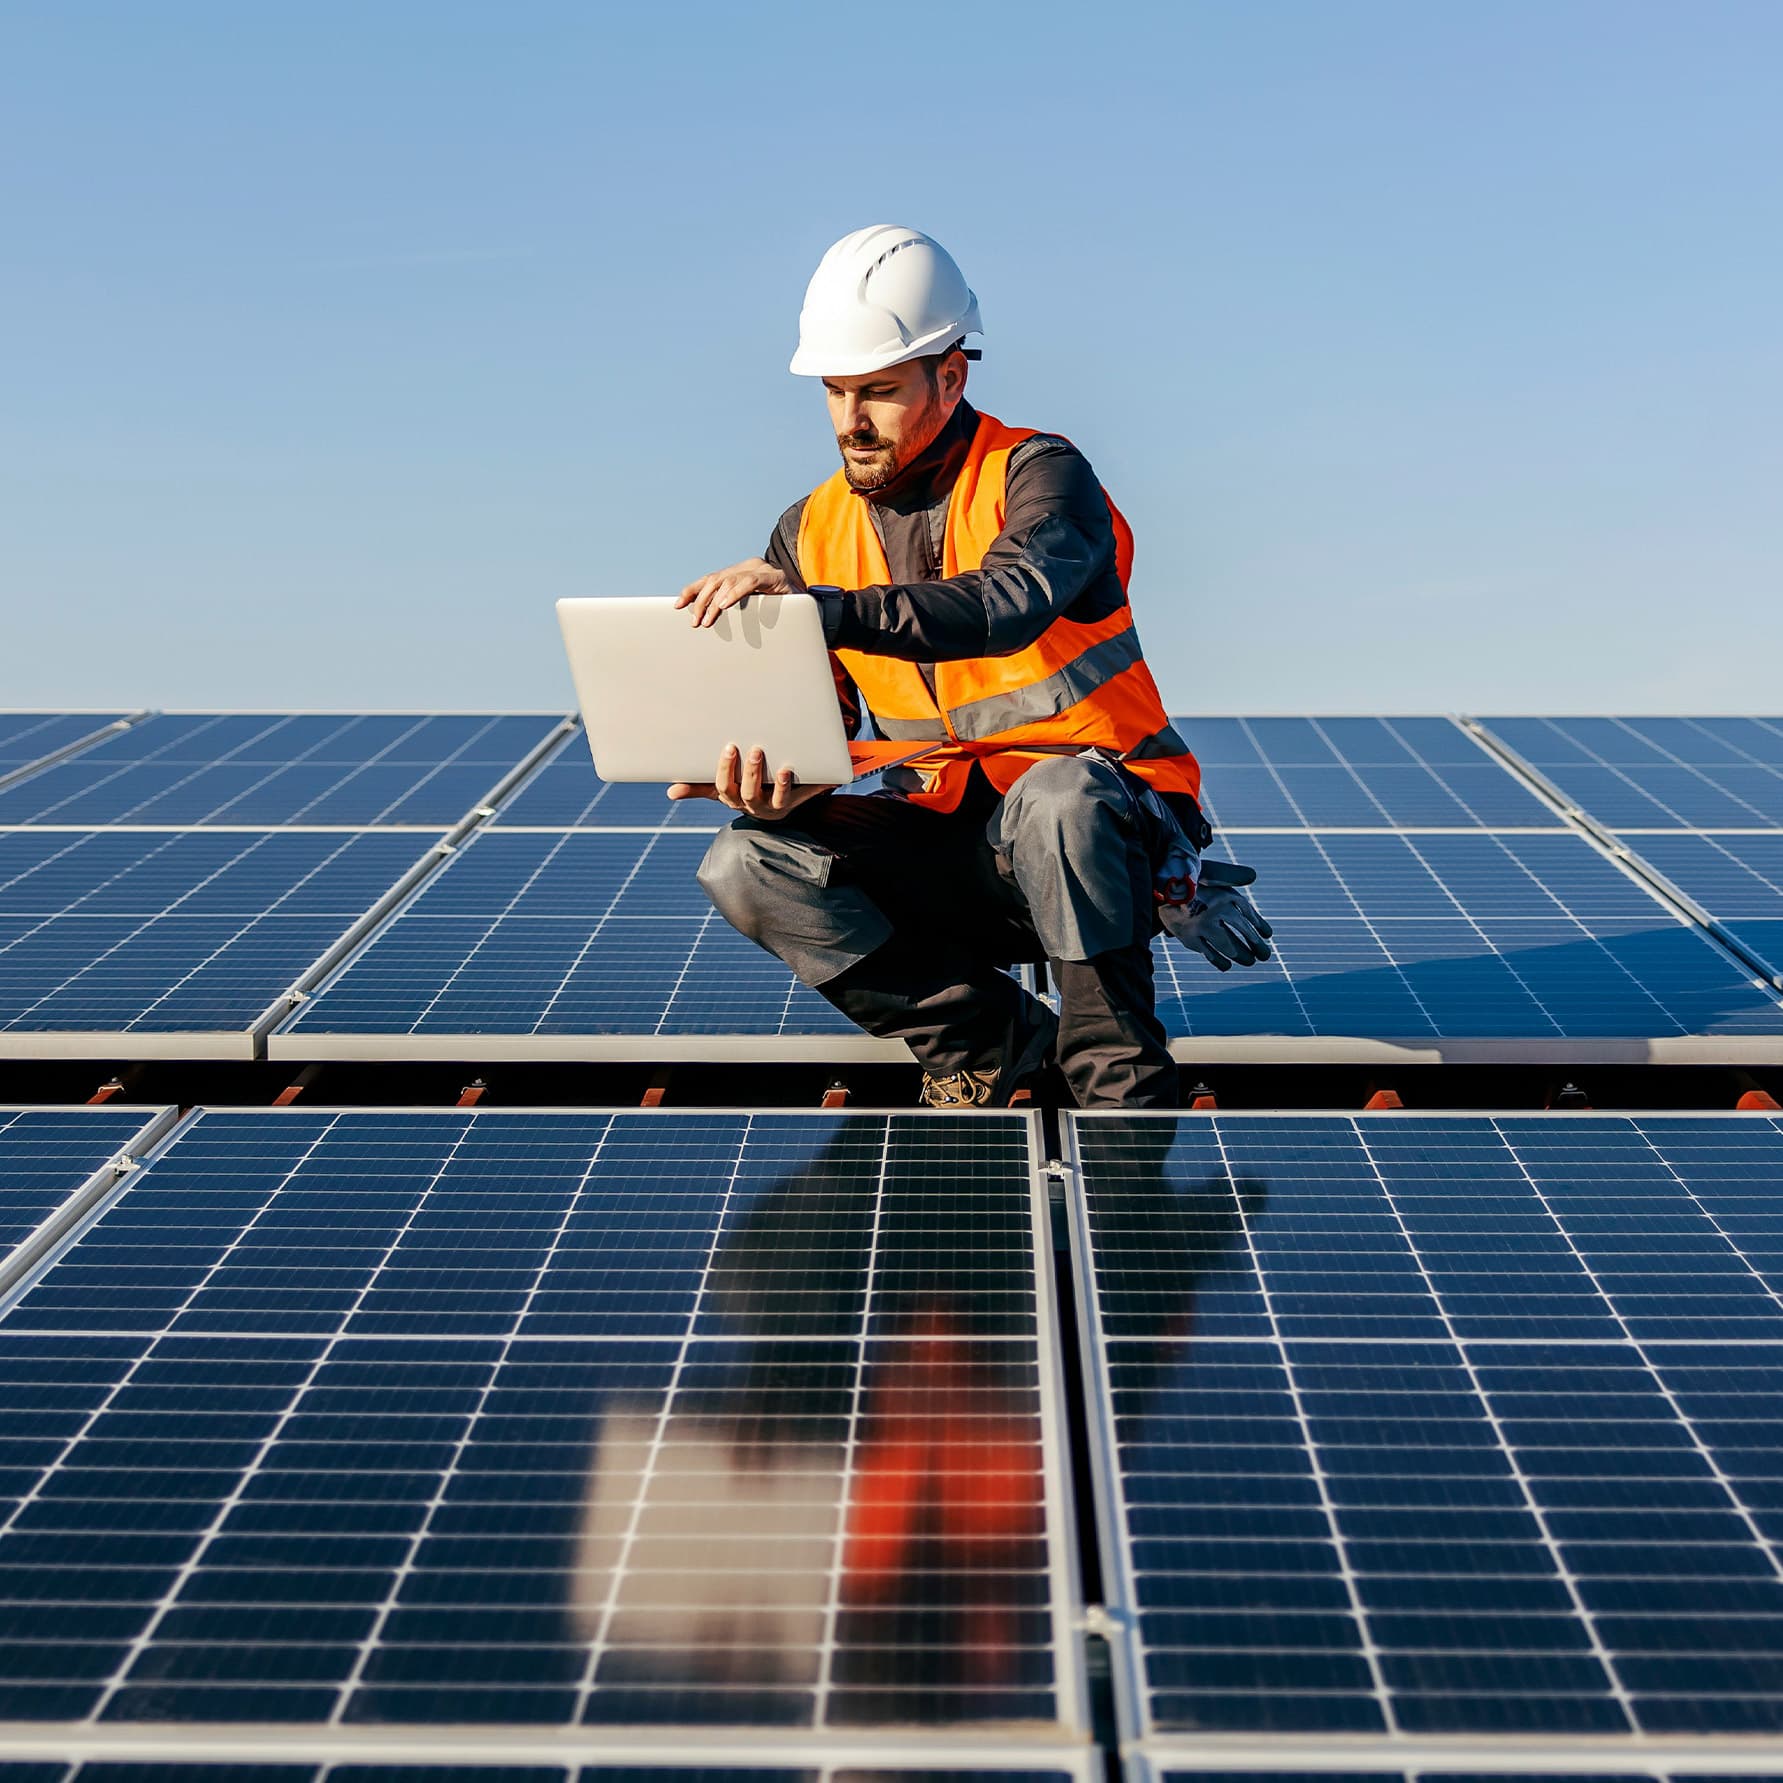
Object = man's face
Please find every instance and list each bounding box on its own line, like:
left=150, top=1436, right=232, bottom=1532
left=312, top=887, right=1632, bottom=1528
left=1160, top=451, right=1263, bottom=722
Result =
left=822, top=355, right=962, bottom=492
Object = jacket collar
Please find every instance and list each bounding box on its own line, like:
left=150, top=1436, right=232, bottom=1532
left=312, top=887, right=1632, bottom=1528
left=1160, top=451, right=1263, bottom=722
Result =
left=857, top=399, right=979, bottom=513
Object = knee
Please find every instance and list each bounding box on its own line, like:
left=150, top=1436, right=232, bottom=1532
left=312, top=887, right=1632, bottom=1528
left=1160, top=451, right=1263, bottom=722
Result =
left=695, top=824, right=775, bottom=925
left=1000, top=755, right=1125, bottom=854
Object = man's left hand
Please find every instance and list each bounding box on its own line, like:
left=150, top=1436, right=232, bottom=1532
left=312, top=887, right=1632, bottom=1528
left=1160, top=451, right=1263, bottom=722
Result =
left=669, top=744, right=835, bottom=822
left=1158, top=859, right=1274, bottom=971
left=675, top=558, right=791, bottom=629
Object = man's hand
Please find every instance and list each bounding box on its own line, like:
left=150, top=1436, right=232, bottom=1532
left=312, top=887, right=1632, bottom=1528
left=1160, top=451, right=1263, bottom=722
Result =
left=669, top=745, right=835, bottom=822
left=1157, top=859, right=1274, bottom=971
left=676, top=558, right=792, bottom=629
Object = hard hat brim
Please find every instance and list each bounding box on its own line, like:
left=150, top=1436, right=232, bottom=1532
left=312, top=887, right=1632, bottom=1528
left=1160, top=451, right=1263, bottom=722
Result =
left=790, top=308, right=982, bottom=377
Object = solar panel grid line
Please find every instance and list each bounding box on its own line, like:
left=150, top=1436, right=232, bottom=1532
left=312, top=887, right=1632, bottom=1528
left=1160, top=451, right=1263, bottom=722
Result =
left=1, top=714, right=332, bottom=828
left=323, top=1114, right=550, bottom=1725
left=268, top=829, right=896, bottom=1056
left=1055, top=1114, right=1156, bottom=1765
left=262, top=839, right=473, bottom=1051
left=1203, top=1115, right=1402, bottom=1737
left=0, top=714, right=572, bottom=832
left=577, top=1110, right=748, bottom=1701
left=1485, top=1119, right=1783, bottom=1584
left=454, top=716, right=580, bottom=829
left=1130, top=1760, right=1783, bottom=1783
left=1464, top=723, right=1783, bottom=997
left=1475, top=718, right=1783, bottom=833
left=1174, top=717, right=1563, bottom=832
left=813, top=1117, right=891, bottom=1730
left=0, top=1109, right=1077, bottom=1738
left=1597, top=840, right=1783, bottom=996
left=1070, top=1110, right=1783, bottom=1748
left=0, top=1744, right=1103, bottom=1781
left=0, top=826, right=450, bottom=1058
left=1341, top=1120, right=1637, bottom=1737
left=0, top=1106, right=183, bottom=1304
left=82, top=1110, right=373, bottom=1719
left=0, top=715, right=143, bottom=798
left=3, top=1111, right=360, bottom=1699
left=1454, top=722, right=1590, bottom=824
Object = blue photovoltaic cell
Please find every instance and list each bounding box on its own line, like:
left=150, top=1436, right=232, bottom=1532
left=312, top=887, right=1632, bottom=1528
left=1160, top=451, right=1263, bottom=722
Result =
left=0, top=829, right=433, bottom=1035
left=492, top=733, right=727, bottom=829
left=1075, top=1113, right=1783, bottom=1740
left=0, top=715, right=126, bottom=772
left=0, top=1110, right=1063, bottom=1732
left=0, top=714, right=560, bottom=828
left=498, top=718, right=1549, bottom=833
left=1621, top=832, right=1783, bottom=987
left=1480, top=717, right=1783, bottom=831
left=0, top=1108, right=166, bottom=1260
left=280, top=830, right=859, bottom=1040
left=1170, top=718, right=1557, bottom=830
left=1151, top=829, right=1783, bottom=1043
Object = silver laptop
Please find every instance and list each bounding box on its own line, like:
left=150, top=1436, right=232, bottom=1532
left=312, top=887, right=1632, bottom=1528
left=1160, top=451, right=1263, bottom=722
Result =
left=557, top=593, right=929, bottom=785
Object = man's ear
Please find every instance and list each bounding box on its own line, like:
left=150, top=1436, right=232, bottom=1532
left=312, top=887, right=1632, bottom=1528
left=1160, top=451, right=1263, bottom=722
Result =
left=937, top=348, right=969, bottom=408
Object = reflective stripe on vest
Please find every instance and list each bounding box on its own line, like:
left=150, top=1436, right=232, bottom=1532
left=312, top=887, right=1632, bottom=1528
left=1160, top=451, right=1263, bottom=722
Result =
left=797, top=411, right=1201, bottom=812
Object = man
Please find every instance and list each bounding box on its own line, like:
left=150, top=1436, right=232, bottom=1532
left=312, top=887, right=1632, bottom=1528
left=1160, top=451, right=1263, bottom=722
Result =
left=672, top=225, right=1269, bottom=1108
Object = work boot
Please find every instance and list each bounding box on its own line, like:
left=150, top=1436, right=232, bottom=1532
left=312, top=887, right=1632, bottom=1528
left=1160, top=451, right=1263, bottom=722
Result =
left=919, top=997, right=1058, bottom=1110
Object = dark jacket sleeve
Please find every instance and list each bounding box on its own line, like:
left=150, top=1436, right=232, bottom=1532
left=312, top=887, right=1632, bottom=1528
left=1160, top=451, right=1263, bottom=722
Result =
left=828, top=437, right=1124, bottom=663
left=766, top=495, right=861, bottom=740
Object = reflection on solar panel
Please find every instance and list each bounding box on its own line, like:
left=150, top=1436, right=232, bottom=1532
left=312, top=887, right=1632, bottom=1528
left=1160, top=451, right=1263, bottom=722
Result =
left=0, top=1107, right=169, bottom=1264
left=492, top=732, right=719, bottom=830
left=1151, top=830, right=1783, bottom=1057
left=0, top=715, right=562, bottom=828
left=0, top=1110, right=1076, bottom=1737
left=275, top=831, right=872, bottom=1057
left=1170, top=718, right=1557, bottom=829
left=0, top=714, right=128, bottom=773
left=0, top=829, right=435, bottom=1051
left=1479, top=717, right=1783, bottom=830
left=1071, top=1112, right=1783, bottom=1748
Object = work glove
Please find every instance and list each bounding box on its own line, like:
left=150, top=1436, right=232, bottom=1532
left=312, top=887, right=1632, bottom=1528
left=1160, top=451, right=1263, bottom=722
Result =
left=1157, top=860, right=1274, bottom=971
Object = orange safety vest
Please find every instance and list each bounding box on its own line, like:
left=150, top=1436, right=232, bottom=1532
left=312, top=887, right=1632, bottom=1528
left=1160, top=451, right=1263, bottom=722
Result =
left=796, top=411, right=1201, bottom=813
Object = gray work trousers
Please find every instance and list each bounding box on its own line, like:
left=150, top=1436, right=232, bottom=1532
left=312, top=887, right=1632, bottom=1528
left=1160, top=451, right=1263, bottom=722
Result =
left=695, top=753, right=1178, bottom=1107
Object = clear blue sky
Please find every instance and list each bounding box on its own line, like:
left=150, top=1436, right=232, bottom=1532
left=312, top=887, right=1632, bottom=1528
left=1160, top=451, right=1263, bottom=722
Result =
left=2, top=0, right=1778, bottom=714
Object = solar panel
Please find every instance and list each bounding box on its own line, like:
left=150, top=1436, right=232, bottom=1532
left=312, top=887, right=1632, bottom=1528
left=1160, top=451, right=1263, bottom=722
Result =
left=0, top=1109, right=1079, bottom=1741
left=0, top=1107, right=172, bottom=1270
left=1150, top=829, right=1783, bottom=1060
left=490, top=732, right=722, bottom=830
left=1478, top=718, right=1783, bottom=831
left=0, top=829, right=438, bottom=1056
left=1618, top=833, right=1783, bottom=989
left=0, top=1766, right=1091, bottom=1783
left=1169, top=719, right=1557, bottom=830
left=272, top=831, right=886, bottom=1060
left=1145, top=1772, right=1783, bottom=1783
left=1068, top=1111, right=1783, bottom=1753
left=0, top=715, right=130, bottom=775
left=0, top=716, right=564, bottom=829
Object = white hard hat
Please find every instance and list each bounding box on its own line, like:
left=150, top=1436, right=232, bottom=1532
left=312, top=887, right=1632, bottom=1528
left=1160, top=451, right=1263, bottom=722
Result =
left=789, top=225, right=983, bottom=377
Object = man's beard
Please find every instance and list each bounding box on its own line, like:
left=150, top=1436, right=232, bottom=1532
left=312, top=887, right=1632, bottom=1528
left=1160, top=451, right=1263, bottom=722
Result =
left=838, top=389, right=942, bottom=492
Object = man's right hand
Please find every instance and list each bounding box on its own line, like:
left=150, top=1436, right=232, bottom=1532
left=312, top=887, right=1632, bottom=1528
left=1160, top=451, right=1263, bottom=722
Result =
left=669, top=745, right=835, bottom=822
left=676, top=558, right=791, bottom=629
